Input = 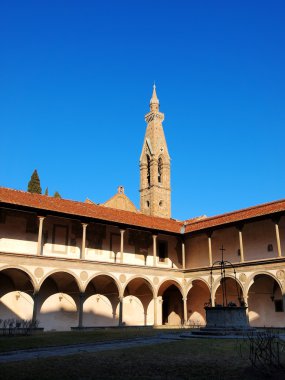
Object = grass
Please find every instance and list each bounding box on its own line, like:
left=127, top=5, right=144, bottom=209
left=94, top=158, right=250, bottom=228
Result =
left=0, top=330, right=284, bottom=379
left=0, top=327, right=179, bottom=353
left=1, top=338, right=284, bottom=380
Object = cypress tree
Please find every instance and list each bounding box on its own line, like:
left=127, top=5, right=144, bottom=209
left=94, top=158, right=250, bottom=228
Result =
left=27, top=170, right=42, bottom=194
left=54, top=191, right=62, bottom=199
left=44, top=187, right=49, bottom=196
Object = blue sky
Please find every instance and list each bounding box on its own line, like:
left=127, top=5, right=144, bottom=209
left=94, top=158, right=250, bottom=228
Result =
left=1, top=0, right=284, bottom=220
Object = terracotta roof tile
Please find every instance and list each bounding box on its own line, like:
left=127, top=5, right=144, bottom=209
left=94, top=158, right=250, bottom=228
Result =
left=1, top=187, right=284, bottom=235
left=185, top=199, right=285, bottom=233
left=0, top=187, right=182, bottom=233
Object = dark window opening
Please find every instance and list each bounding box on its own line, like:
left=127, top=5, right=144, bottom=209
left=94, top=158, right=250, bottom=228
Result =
left=158, top=241, right=168, bottom=262
left=267, top=244, right=273, bottom=252
left=158, top=157, right=163, bottom=184
left=147, top=155, right=151, bottom=187
left=274, top=299, right=284, bottom=312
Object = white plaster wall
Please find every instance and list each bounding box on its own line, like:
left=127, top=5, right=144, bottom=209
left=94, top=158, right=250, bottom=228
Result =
left=211, top=227, right=240, bottom=264
left=0, top=215, right=37, bottom=255
left=123, top=296, right=145, bottom=325
left=39, top=293, right=78, bottom=331
left=248, top=276, right=284, bottom=327
left=0, top=291, right=33, bottom=320
left=243, top=220, right=277, bottom=261
left=83, top=295, right=118, bottom=326
left=186, top=282, right=210, bottom=326
left=185, top=234, right=209, bottom=268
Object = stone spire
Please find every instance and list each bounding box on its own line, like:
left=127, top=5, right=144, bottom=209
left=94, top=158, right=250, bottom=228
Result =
left=150, top=84, right=159, bottom=112
left=139, top=85, right=171, bottom=218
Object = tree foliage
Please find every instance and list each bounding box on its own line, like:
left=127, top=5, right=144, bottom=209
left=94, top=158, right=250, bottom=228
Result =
left=44, top=187, right=49, bottom=196
left=54, top=191, right=62, bottom=198
left=27, top=170, right=42, bottom=194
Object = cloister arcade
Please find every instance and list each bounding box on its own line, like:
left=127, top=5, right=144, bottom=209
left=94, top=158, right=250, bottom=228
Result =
left=1, top=266, right=284, bottom=330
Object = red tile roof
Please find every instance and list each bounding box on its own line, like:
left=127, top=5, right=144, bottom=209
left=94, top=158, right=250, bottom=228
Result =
left=0, top=187, right=182, bottom=233
left=184, top=198, right=285, bottom=233
left=0, top=187, right=284, bottom=235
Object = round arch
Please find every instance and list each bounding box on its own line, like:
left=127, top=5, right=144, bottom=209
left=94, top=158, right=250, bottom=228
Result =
left=38, top=270, right=81, bottom=331
left=246, top=272, right=285, bottom=327
left=0, top=265, right=36, bottom=292
left=123, top=275, right=154, bottom=297
left=186, top=279, right=211, bottom=327
left=212, top=274, right=245, bottom=301
left=0, top=266, right=36, bottom=321
left=186, top=277, right=210, bottom=295
left=83, top=273, right=121, bottom=328
left=123, top=276, right=155, bottom=326
left=38, top=269, right=82, bottom=292
left=157, top=278, right=183, bottom=326
left=245, top=271, right=283, bottom=296
left=157, top=278, right=183, bottom=298
left=84, top=272, right=121, bottom=295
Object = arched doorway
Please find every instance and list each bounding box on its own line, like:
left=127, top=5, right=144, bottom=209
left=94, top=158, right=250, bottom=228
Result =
left=214, top=277, right=244, bottom=307
left=123, top=277, right=154, bottom=326
left=248, top=274, right=284, bottom=327
left=38, top=271, right=80, bottom=331
left=158, top=280, right=183, bottom=326
left=0, top=268, right=34, bottom=320
left=186, top=280, right=210, bottom=327
left=84, top=275, right=120, bottom=327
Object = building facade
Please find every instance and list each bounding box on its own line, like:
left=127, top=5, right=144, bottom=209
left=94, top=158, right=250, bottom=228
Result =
left=0, top=87, right=285, bottom=330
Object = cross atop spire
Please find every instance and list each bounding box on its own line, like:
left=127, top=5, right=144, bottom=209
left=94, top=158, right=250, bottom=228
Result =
left=150, top=84, right=159, bottom=112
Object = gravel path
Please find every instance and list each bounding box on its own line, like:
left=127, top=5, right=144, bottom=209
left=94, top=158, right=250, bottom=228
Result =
left=0, top=334, right=183, bottom=363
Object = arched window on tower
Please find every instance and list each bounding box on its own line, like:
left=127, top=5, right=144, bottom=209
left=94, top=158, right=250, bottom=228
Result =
left=147, top=155, right=151, bottom=187
left=158, top=157, right=163, bottom=184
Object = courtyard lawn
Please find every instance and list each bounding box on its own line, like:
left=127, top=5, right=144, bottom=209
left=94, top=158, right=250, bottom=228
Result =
left=0, top=327, right=180, bottom=353
left=0, top=338, right=285, bottom=380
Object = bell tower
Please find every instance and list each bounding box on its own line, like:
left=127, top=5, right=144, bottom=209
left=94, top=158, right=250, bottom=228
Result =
left=139, top=85, right=171, bottom=218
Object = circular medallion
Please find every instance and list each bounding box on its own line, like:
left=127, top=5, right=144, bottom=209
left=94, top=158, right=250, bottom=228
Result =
left=34, top=267, right=44, bottom=278
left=153, top=277, right=159, bottom=285
left=276, top=270, right=285, bottom=280
left=80, top=271, right=88, bottom=281
left=239, top=273, right=247, bottom=283
left=119, top=274, right=126, bottom=284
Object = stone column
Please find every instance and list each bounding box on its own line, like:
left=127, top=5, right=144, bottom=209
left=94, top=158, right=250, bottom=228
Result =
left=181, top=239, right=186, bottom=270
left=118, top=296, right=124, bottom=326
left=274, top=222, right=282, bottom=257
left=78, top=293, right=84, bottom=328
left=243, top=294, right=250, bottom=323
left=153, top=296, right=158, bottom=327
left=183, top=297, right=188, bottom=326
left=120, top=230, right=125, bottom=263
left=207, top=232, right=213, bottom=267
left=153, top=234, right=157, bottom=267
left=81, top=223, right=88, bottom=260
left=37, top=216, right=45, bottom=256
left=238, top=226, right=245, bottom=262
left=32, top=292, right=39, bottom=323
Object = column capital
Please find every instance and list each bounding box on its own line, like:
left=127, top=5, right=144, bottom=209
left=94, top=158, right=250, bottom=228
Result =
left=81, top=223, right=88, bottom=228
left=182, top=297, right=187, bottom=302
left=37, top=215, right=45, bottom=221
left=236, top=223, right=244, bottom=232
left=206, top=230, right=213, bottom=238
left=120, top=229, right=126, bottom=234
left=152, top=234, right=157, bottom=239
left=32, top=291, right=39, bottom=299
left=272, top=216, right=281, bottom=225
left=118, top=296, right=124, bottom=302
